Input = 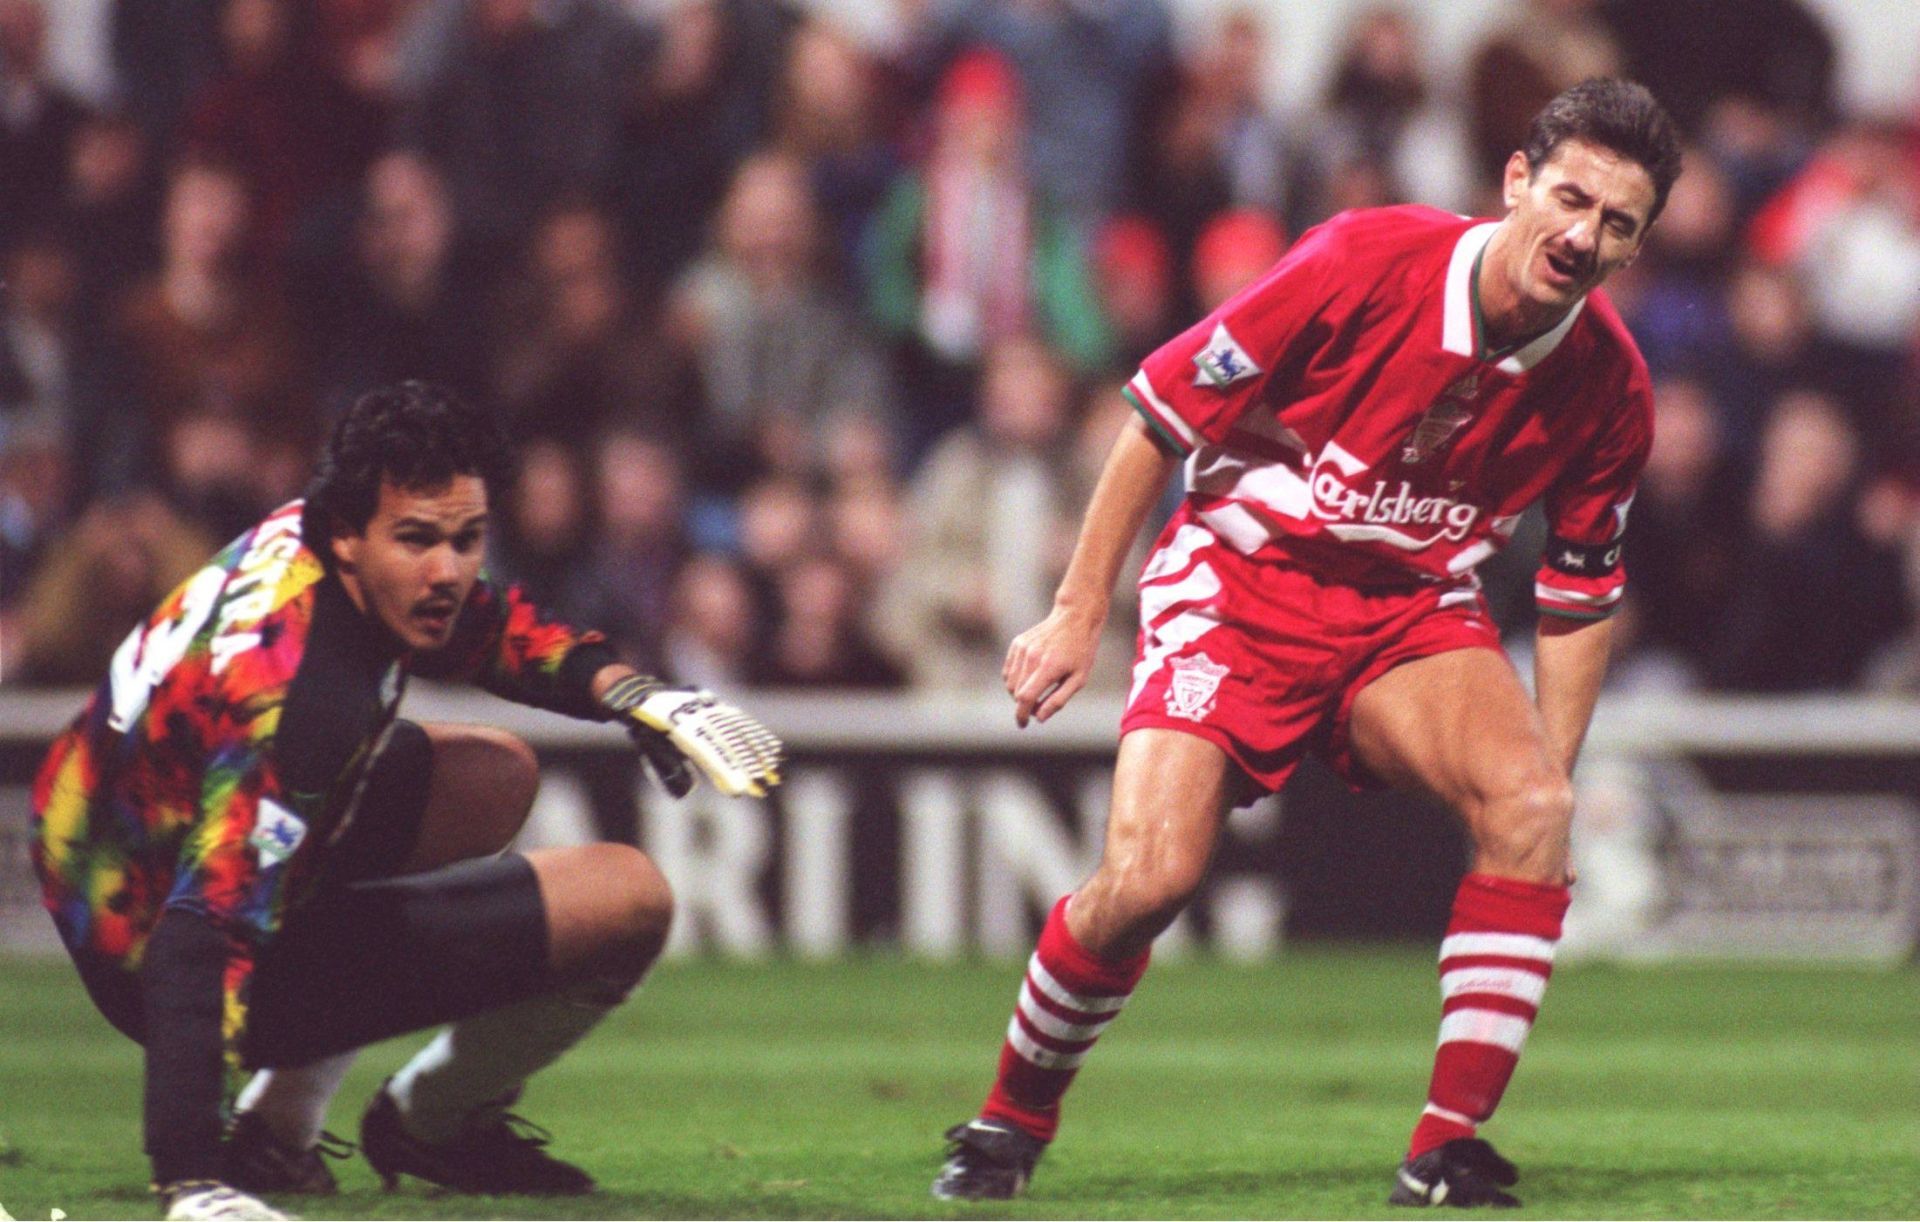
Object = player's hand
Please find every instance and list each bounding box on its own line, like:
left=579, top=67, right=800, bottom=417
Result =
left=600, top=675, right=784, bottom=798
left=1004, top=603, right=1104, bottom=728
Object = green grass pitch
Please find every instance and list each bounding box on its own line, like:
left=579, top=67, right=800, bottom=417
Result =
left=0, top=951, right=1914, bottom=1219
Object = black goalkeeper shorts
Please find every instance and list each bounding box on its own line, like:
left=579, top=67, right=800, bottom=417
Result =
left=72, top=719, right=557, bottom=1066
left=242, top=719, right=554, bottom=1067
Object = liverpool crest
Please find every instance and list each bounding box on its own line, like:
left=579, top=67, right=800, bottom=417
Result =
left=1401, top=374, right=1481, bottom=464
left=1165, top=652, right=1230, bottom=722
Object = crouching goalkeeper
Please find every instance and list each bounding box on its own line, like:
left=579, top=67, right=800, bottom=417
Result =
left=30, top=381, right=783, bottom=1221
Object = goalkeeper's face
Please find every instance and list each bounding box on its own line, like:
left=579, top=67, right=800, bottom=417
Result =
left=332, top=475, right=489, bottom=651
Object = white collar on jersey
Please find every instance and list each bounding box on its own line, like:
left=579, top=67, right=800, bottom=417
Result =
left=1441, top=221, right=1586, bottom=374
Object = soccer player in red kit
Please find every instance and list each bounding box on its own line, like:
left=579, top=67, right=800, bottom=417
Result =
left=933, top=79, right=1682, bottom=1208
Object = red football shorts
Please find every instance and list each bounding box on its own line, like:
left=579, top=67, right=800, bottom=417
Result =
left=1121, top=504, right=1504, bottom=797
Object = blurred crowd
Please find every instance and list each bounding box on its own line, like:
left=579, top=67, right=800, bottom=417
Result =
left=0, top=0, right=1917, bottom=699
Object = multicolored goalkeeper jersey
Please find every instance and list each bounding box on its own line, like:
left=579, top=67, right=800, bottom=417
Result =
left=31, top=499, right=616, bottom=1072
left=1124, top=204, right=1653, bottom=619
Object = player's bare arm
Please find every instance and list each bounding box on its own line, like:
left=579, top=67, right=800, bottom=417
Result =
left=1006, top=414, right=1178, bottom=726
left=1533, top=614, right=1617, bottom=777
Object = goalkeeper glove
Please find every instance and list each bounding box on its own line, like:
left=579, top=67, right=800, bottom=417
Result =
left=600, top=675, right=784, bottom=798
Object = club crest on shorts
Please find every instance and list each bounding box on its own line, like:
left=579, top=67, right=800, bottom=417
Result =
left=1192, top=323, right=1262, bottom=389
left=1165, top=652, right=1230, bottom=721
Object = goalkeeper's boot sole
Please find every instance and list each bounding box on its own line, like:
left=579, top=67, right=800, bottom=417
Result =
left=1388, top=1137, right=1522, bottom=1208
left=931, top=1119, right=1046, bottom=1200
left=360, top=1082, right=595, bottom=1196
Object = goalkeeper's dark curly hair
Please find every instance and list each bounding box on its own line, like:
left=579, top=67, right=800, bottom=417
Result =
left=303, top=381, right=515, bottom=541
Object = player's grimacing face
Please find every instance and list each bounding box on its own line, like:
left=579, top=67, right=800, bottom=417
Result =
left=1502, top=138, right=1657, bottom=311
left=332, top=475, right=488, bottom=651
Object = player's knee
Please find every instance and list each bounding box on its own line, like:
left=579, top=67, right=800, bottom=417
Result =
left=1473, top=772, right=1574, bottom=878
left=1080, top=856, right=1206, bottom=949
left=590, top=843, right=674, bottom=987
left=482, top=730, right=541, bottom=814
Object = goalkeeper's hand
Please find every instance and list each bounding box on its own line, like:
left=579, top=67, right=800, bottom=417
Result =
left=600, top=675, right=784, bottom=798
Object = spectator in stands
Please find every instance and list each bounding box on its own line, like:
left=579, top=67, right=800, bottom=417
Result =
left=0, top=417, right=68, bottom=610
left=110, top=0, right=223, bottom=146
left=1467, top=0, right=1621, bottom=182
left=612, top=0, right=790, bottom=291
left=181, top=0, right=383, bottom=261
left=662, top=552, right=759, bottom=690
left=1616, top=149, right=1737, bottom=378
left=905, top=0, right=1176, bottom=228
left=155, top=406, right=282, bottom=543
left=769, top=15, right=897, bottom=283
left=1706, top=389, right=1908, bottom=691
left=307, top=149, right=488, bottom=416
left=1137, top=7, right=1290, bottom=270
left=308, top=0, right=418, bottom=112
left=564, top=428, right=689, bottom=672
left=874, top=334, right=1080, bottom=690
left=866, top=49, right=1110, bottom=456
left=0, top=489, right=212, bottom=686
left=1601, top=0, right=1836, bottom=135
left=0, top=226, right=80, bottom=434
left=673, top=149, right=895, bottom=491
left=396, top=0, right=644, bottom=254
left=1312, top=5, right=1474, bottom=220
left=80, top=155, right=309, bottom=496
left=1190, top=208, right=1288, bottom=315
left=1618, top=376, right=1748, bottom=681
left=489, top=435, right=591, bottom=610
left=492, top=198, right=698, bottom=444
left=1091, top=215, right=1176, bottom=373
left=1704, top=259, right=1822, bottom=456
left=827, top=471, right=903, bottom=596
left=59, top=107, right=160, bottom=331
left=1748, top=120, right=1920, bottom=429
left=736, top=473, right=817, bottom=586
left=1700, top=92, right=1817, bottom=223
left=761, top=553, right=905, bottom=690
left=0, top=0, right=86, bottom=245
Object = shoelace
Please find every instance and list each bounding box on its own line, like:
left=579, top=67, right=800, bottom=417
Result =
left=314, top=1130, right=357, bottom=1162
left=463, top=1111, right=556, bottom=1155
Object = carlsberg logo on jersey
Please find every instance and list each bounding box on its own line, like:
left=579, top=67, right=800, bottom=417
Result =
left=1308, top=442, right=1479, bottom=548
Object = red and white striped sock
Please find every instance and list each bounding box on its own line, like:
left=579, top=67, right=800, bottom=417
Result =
left=1408, top=872, right=1570, bottom=1158
left=980, top=895, right=1150, bottom=1143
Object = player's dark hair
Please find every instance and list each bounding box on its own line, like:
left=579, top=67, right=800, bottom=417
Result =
left=304, top=381, right=514, bottom=540
left=1523, top=78, right=1683, bottom=222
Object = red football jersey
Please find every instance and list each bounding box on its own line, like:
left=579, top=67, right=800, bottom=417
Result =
left=1123, top=204, right=1652, bottom=619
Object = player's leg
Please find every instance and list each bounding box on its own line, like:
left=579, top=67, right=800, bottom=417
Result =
left=935, top=728, right=1234, bottom=1200
left=1345, top=646, right=1572, bottom=1207
left=229, top=721, right=543, bottom=1188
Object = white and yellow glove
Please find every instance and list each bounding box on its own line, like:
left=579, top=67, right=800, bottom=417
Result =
left=600, top=675, right=784, bottom=798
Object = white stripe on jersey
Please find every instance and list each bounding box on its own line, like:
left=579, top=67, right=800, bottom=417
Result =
left=1534, top=580, right=1623, bottom=608
left=1129, top=548, right=1224, bottom=705
left=1129, top=372, right=1200, bottom=450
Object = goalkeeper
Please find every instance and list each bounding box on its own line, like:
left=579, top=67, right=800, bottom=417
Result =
left=30, top=382, right=782, bottom=1221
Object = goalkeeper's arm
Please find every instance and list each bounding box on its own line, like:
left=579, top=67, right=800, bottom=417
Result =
left=591, top=665, right=784, bottom=798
